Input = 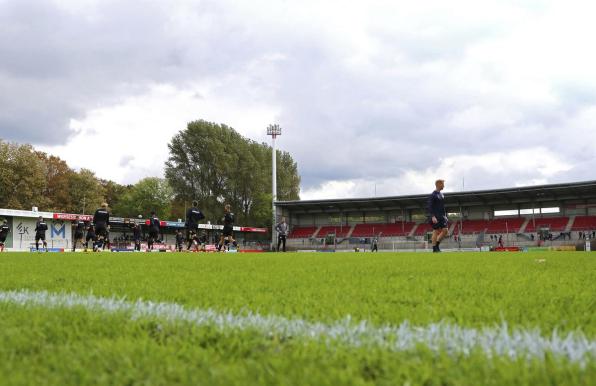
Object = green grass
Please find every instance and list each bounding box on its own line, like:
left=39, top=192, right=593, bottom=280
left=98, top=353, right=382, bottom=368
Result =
left=0, top=251, right=594, bottom=385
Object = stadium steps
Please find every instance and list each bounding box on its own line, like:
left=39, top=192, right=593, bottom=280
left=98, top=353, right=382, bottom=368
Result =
left=345, top=224, right=356, bottom=238
left=448, top=222, right=457, bottom=234
left=314, top=225, right=322, bottom=238
left=516, top=233, right=532, bottom=241
left=518, top=218, right=531, bottom=233
left=409, top=224, right=418, bottom=237
left=565, top=216, right=576, bottom=232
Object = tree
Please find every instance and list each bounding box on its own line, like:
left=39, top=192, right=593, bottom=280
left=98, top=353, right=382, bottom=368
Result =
left=68, top=169, right=106, bottom=214
left=114, top=177, right=174, bottom=219
left=100, top=180, right=131, bottom=214
left=165, top=120, right=301, bottom=227
left=0, top=140, right=47, bottom=210
left=36, top=152, right=74, bottom=212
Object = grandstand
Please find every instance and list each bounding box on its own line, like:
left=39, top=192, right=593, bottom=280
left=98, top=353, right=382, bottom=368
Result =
left=276, top=180, right=596, bottom=251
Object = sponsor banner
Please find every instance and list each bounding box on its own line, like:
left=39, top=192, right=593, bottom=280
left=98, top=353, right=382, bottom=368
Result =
left=53, top=213, right=93, bottom=222
left=195, top=224, right=267, bottom=233
left=164, top=221, right=185, bottom=228
left=239, top=227, right=268, bottom=233
left=144, top=220, right=184, bottom=228
left=550, top=245, right=577, bottom=252
left=527, top=247, right=550, bottom=252
left=29, top=248, right=64, bottom=253
left=493, top=247, right=522, bottom=252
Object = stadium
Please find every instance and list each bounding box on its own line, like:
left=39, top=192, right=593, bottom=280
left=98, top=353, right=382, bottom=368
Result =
left=2, top=1, right=596, bottom=385
left=278, top=179, right=596, bottom=252
left=1, top=173, right=596, bottom=385
left=2, top=180, right=595, bottom=253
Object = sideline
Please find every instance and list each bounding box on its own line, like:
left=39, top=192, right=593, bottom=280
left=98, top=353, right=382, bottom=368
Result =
left=0, top=289, right=594, bottom=365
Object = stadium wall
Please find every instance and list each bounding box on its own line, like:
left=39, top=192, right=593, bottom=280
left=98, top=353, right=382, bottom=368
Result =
left=0, top=208, right=269, bottom=251
left=0, top=210, right=71, bottom=251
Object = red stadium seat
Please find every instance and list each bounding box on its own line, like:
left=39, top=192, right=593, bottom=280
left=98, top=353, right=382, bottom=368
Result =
left=413, top=223, right=433, bottom=235
left=570, top=216, right=596, bottom=231
left=524, top=217, right=569, bottom=233
left=288, top=226, right=317, bottom=239
left=315, top=226, right=351, bottom=238
left=485, top=218, right=525, bottom=233
left=351, top=222, right=415, bottom=237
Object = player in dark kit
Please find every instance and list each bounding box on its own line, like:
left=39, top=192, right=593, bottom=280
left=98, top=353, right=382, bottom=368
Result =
left=147, top=212, right=160, bottom=251
left=72, top=216, right=86, bottom=252
left=92, top=203, right=110, bottom=252
left=0, top=219, right=10, bottom=252
left=185, top=201, right=205, bottom=250
left=217, top=204, right=238, bottom=252
left=428, top=179, right=449, bottom=253
left=175, top=229, right=184, bottom=252
left=35, top=216, right=48, bottom=252
left=85, top=223, right=96, bottom=252
left=132, top=223, right=142, bottom=251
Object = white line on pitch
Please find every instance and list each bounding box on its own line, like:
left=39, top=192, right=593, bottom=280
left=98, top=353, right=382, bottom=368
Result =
left=0, top=289, right=594, bottom=365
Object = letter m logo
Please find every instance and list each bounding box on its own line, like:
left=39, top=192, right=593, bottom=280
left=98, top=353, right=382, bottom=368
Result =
left=51, top=223, right=66, bottom=238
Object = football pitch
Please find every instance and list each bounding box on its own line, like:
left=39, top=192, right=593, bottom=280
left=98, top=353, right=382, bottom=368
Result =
left=0, top=251, right=594, bottom=385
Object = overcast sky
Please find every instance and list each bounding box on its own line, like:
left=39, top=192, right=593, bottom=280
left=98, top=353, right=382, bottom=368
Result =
left=2, top=0, right=596, bottom=199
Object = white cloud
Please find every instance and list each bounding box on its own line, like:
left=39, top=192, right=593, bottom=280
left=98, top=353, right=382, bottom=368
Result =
left=302, top=147, right=573, bottom=199
left=38, top=83, right=279, bottom=183
left=3, top=0, right=596, bottom=197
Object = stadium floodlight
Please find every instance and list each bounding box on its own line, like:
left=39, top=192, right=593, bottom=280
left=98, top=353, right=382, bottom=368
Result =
left=267, top=124, right=282, bottom=251
left=266, top=124, right=282, bottom=138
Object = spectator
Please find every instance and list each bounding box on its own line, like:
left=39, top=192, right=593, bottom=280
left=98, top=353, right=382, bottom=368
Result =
left=371, top=237, right=378, bottom=252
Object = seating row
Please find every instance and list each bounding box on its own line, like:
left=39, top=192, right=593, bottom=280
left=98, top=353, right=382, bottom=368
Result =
left=288, top=216, right=596, bottom=238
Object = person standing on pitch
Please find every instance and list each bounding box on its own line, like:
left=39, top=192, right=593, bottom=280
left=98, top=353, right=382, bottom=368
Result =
left=185, top=201, right=205, bottom=250
left=175, top=229, right=184, bottom=252
left=147, top=211, right=160, bottom=251
left=132, top=222, right=142, bottom=251
left=428, top=179, right=448, bottom=253
left=85, top=223, right=96, bottom=252
left=93, top=203, right=110, bottom=252
left=72, top=216, right=86, bottom=252
left=0, top=219, right=10, bottom=252
left=217, top=204, right=238, bottom=252
left=371, top=237, right=378, bottom=252
left=275, top=217, right=289, bottom=252
left=35, top=216, right=49, bottom=252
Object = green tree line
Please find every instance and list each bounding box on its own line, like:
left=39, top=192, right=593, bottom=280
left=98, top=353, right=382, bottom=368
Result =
left=165, top=120, right=300, bottom=227
left=0, top=121, right=300, bottom=226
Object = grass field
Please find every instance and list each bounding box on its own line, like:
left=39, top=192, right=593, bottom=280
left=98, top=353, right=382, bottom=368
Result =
left=0, top=251, right=594, bottom=385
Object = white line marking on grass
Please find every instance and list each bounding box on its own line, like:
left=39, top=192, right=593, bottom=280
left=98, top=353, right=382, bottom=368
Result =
left=0, top=289, right=594, bottom=365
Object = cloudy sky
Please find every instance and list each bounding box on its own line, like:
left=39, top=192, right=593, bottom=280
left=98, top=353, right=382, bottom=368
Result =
left=2, top=0, right=596, bottom=199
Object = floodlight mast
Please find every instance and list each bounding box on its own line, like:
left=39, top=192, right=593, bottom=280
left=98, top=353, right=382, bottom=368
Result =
left=267, top=124, right=282, bottom=251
